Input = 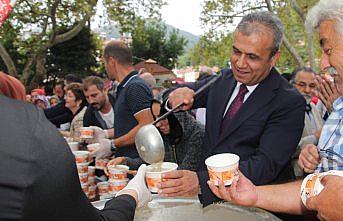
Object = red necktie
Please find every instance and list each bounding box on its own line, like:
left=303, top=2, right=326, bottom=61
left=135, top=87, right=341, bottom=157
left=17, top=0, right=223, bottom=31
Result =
left=220, top=84, right=248, bottom=134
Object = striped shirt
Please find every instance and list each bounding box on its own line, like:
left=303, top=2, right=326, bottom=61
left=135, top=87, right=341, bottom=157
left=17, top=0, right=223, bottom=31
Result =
left=316, top=96, right=343, bottom=172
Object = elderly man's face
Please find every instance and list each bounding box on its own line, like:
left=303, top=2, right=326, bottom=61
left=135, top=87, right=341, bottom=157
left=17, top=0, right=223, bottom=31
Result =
left=293, top=71, right=316, bottom=101
left=230, top=26, right=280, bottom=86
left=319, top=20, right=343, bottom=94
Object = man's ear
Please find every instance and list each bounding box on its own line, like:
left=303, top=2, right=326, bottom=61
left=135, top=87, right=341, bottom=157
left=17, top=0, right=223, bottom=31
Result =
left=270, top=51, right=280, bottom=67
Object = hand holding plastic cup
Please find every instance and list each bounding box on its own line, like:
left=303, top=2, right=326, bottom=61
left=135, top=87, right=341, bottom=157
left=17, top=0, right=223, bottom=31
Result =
left=205, top=153, right=240, bottom=186
left=145, top=162, right=178, bottom=193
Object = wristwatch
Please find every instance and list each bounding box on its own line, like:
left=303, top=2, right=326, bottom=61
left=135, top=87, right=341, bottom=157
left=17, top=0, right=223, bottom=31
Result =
left=110, top=139, right=117, bottom=153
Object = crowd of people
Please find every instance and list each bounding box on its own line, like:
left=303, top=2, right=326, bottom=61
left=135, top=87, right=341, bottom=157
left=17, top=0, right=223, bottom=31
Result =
left=1, top=0, right=343, bottom=220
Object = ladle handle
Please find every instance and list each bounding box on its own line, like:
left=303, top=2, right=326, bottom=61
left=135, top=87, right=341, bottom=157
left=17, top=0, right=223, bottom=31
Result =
left=152, top=72, right=222, bottom=125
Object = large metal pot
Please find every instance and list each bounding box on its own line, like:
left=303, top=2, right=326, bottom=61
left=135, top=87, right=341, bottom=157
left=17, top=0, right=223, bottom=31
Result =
left=92, top=196, right=281, bottom=221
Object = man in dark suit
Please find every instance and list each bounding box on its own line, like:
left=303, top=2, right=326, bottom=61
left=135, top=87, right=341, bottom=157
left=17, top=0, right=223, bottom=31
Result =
left=157, top=11, right=305, bottom=206
left=0, top=94, right=151, bottom=220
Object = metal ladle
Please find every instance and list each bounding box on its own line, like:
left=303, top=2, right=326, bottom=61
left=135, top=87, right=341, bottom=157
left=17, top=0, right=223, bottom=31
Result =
left=135, top=73, right=222, bottom=164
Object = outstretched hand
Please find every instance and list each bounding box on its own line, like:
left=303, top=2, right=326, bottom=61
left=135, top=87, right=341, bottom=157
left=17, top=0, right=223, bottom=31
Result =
left=207, top=171, right=258, bottom=207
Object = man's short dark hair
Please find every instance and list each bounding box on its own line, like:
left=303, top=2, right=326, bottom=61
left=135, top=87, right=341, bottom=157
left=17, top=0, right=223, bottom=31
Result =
left=237, top=11, right=284, bottom=58
left=103, top=40, right=133, bottom=65
left=83, top=76, right=105, bottom=92
left=290, top=67, right=316, bottom=83
left=65, top=74, right=82, bottom=84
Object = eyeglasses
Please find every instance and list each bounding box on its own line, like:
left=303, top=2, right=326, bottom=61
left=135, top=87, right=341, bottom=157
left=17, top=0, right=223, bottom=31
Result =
left=294, top=82, right=316, bottom=89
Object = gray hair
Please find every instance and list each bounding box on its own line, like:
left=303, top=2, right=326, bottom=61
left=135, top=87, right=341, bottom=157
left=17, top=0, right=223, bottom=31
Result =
left=236, top=11, right=284, bottom=57
left=305, top=0, right=343, bottom=36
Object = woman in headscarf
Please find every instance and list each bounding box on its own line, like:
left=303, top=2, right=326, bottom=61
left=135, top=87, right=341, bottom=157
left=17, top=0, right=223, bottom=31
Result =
left=0, top=71, right=26, bottom=101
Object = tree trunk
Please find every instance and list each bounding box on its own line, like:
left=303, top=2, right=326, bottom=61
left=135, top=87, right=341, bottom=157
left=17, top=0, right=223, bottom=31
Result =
left=282, top=36, right=305, bottom=67
left=0, top=42, right=17, bottom=76
left=265, top=0, right=305, bottom=67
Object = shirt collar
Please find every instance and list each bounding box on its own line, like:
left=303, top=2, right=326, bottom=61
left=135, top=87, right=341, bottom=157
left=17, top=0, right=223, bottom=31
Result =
left=236, top=81, right=259, bottom=93
left=118, top=70, right=138, bottom=88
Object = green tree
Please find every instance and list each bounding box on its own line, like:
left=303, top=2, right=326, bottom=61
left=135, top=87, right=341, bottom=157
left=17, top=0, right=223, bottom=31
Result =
left=131, top=20, right=187, bottom=69
left=46, top=26, right=101, bottom=79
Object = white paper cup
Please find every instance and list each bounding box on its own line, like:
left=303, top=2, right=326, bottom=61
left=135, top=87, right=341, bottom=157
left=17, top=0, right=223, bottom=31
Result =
left=88, top=166, right=96, bottom=178
left=95, top=158, right=109, bottom=170
left=87, top=143, right=100, bottom=152
left=108, top=165, right=129, bottom=180
left=68, top=142, right=79, bottom=151
left=78, top=172, right=88, bottom=184
left=145, top=162, right=178, bottom=193
left=80, top=127, right=94, bottom=139
left=73, top=151, right=90, bottom=164
left=100, top=194, right=115, bottom=200
left=108, top=178, right=129, bottom=194
left=97, top=181, right=109, bottom=195
left=88, top=185, right=96, bottom=199
left=76, top=162, right=89, bottom=174
left=81, top=182, right=88, bottom=194
left=301, top=170, right=343, bottom=207
left=88, top=177, right=96, bottom=187
left=205, top=153, right=239, bottom=186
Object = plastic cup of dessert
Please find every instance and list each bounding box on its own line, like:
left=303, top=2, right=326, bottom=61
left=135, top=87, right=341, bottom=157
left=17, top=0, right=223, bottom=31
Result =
left=73, top=151, right=90, bottom=164
left=108, top=165, right=129, bottom=180
left=80, top=127, right=94, bottom=139
left=108, top=178, right=129, bottom=194
left=95, top=158, right=109, bottom=170
left=145, top=162, right=178, bottom=193
left=205, top=153, right=240, bottom=186
left=76, top=162, right=89, bottom=174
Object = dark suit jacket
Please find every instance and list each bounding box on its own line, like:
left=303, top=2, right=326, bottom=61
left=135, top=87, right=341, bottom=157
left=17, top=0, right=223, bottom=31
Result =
left=188, top=68, right=305, bottom=206
left=44, top=100, right=73, bottom=128
left=0, top=95, right=136, bottom=221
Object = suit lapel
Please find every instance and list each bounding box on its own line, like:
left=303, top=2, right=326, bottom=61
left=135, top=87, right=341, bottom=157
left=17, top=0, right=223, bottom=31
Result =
left=216, top=69, right=281, bottom=145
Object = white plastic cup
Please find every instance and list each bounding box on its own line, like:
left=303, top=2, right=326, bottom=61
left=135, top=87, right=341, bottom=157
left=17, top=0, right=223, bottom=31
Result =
left=76, top=162, right=89, bottom=174
left=88, top=166, right=96, bottom=178
left=88, top=185, right=96, bottom=199
left=87, top=143, right=100, bottom=152
left=73, top=151, right=90, bottom=164
left=97, top=181, right=109, bottom=196
left=108, top=178, right=129, bottom=194
left=88, top=177, right=96, bottom=187
left=205, top=153, right=240, bottom=186
left=80, top=127, right=94, bottom=139
left=301, top=170, right=343, bottom=207
left=95, top=158, right=109, bottom=170
left=81, top=182, right=88, bottom=195
left=145, top=162, right=178, bottom=193
left=108, top=165, right=129, bottom=180
left=68, top=142, right=79, bottom=151
left=78, top=172, right=88, bottom=184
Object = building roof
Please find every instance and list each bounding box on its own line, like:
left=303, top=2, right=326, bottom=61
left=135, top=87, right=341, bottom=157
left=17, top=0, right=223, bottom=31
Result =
left=134, top=59, right=175, bottom=76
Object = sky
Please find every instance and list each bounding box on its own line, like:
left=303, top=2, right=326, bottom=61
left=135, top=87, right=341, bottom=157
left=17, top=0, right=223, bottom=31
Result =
left=92, top=0, right=205, bottom=36
left=161, top=0, right=204, bottom=36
